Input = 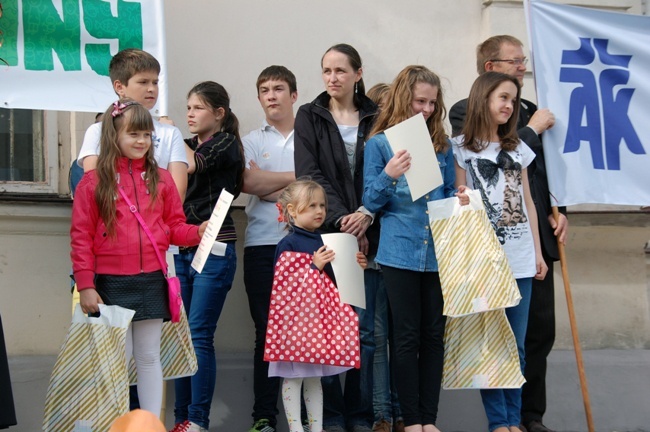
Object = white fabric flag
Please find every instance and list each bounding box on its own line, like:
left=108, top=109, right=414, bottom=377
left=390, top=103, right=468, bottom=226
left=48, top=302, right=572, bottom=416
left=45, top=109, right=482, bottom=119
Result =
left=526, top=0, right=650, bottom=206
left=0, top=0, right=169, bottom=115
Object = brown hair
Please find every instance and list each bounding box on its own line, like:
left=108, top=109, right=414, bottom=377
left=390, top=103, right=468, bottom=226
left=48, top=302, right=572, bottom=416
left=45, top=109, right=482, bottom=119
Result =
left=370, top=65, right=448, bottom=153
left=476, top=35, right=523, bottom=75
left=277, top=178, right=327, bottom=229
left=322, top=43, right=366, bottom=108
left=109, top=48, right=161, bottom=86
left=366, top=83, right=390, bottom=109
left=460, top=72, right=521, bottom=153
left=256, top=65, right=297, bottom=95
left=95, top=99, right=158, bottom=236
left=187, top=81, right=245, bottom=195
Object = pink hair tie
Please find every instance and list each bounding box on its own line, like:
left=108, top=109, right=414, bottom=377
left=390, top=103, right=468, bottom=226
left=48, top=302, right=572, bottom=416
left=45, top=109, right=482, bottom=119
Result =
left=111, top=100, right=139, bottom=118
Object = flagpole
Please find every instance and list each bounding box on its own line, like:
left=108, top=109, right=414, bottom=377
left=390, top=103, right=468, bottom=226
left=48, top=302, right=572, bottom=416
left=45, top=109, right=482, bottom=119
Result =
left=552, top=206, right=594, bottom=432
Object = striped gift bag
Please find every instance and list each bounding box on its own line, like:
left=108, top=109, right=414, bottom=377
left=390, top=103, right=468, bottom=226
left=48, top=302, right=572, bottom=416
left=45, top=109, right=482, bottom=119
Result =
left=43, top=304, right=135, bottom=432
left=127, top=305, right=197, bottom=384
left=428, top=189, right=521, bottom=317
left=442, top=309, right=524, bottom=389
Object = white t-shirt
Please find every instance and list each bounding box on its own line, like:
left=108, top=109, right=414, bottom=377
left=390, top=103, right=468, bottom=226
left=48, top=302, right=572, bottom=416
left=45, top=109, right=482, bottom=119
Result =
left=453, top=136, right=536, bottom=278
left=242, top=121, right=295, bottom=248
left=77, top=119, right=188, bottom=170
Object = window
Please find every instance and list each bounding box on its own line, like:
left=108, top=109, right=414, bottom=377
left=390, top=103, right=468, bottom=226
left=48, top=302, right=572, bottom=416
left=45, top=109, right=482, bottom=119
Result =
left=0, top=108, right=59, bottom=194
left=0, top=108, right=44, bottom=181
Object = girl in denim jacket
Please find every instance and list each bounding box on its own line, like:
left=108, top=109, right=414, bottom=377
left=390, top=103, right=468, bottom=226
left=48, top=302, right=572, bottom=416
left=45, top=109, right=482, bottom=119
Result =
left=363, top=66, right=468, bottom=432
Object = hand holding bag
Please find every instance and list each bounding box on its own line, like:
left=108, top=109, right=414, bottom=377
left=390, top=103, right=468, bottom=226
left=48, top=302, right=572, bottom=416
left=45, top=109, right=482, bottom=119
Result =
left=118, top=187, right=182, bottom=323
left=43, top=304, right=135, bottom=432
left=428, top=189, right=521, bottom=317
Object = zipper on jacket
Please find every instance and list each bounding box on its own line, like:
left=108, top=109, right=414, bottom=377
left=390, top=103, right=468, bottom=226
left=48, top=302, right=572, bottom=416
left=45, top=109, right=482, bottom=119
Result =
left=129, top=160, right=145, bottom=273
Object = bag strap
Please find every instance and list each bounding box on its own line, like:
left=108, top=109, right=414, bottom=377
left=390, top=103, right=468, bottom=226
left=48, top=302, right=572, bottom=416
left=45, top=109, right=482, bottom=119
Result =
left=117, top=186, right=169, bottom=276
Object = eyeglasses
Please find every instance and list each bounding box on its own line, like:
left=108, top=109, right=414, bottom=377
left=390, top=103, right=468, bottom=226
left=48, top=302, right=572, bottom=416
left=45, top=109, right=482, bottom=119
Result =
left=489, top=57, right=528, bottom=66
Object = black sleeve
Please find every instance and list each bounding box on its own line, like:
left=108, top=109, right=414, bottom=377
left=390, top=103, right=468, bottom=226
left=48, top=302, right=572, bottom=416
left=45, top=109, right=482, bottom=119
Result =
left=294, top=106, right=348, bottom=231
left=449, top=99, right=468, bottom=137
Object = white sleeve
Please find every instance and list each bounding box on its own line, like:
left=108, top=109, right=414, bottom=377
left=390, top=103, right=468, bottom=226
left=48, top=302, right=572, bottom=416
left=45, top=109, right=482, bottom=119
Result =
left=451, top=136, right=467, bottom=169
left=518, top=140, right=536, bottom=169
left=168, top=126, right=188, bottom=165
left=242, top=131, right=258, bottom=169
left=76, top=123, right=102, bottom=167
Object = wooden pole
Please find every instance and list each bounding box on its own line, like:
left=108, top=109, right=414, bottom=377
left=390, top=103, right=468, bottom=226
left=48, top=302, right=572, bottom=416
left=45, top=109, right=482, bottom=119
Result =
left=552, top=206, right=594, bottom=432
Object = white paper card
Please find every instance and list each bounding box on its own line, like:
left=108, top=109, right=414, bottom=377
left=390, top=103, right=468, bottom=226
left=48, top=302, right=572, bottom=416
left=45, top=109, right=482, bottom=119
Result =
left=191, top=190, right=235, bottom=273
left=384, top=114, right=443, bottom=201
left=211, top=241, right=227, bottom=256
left=320, top=233, right=365, bottom=309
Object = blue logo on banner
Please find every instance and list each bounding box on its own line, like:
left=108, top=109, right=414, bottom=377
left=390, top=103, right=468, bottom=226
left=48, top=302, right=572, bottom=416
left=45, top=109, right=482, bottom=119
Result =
left=559, top=38, right=645, bottom=170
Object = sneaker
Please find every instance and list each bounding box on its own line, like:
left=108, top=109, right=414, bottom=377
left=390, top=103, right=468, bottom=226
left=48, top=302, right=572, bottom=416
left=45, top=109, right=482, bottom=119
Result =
left=302, top=419, right=311, bottom=432
left=169, top=421, right=190, bottom=432
left=524, top=421, right=556, bottom=432
left=187, top=422, right=208, bottom=432
left=372, top=419, right=392, bottom=432
left=250, top=419, right=276, bottom=432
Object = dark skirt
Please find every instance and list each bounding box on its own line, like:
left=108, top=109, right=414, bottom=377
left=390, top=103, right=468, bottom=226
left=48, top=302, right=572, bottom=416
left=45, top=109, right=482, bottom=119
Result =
left=0, top=315, right=17, bottom=429
left=95, top=271, right=171, bottom=322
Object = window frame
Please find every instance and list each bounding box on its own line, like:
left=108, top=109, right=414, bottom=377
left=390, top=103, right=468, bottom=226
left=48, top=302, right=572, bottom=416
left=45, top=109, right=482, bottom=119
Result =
left=0, top=110, right=59, bottom=194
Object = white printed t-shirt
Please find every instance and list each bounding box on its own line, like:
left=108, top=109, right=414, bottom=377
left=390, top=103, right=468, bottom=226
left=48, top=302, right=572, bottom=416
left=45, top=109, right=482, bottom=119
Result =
left=77, top=119, right=187, bottom=170
left=242, top=121, right=294, bottom=248
left=452, top=137, right=536, bottom=278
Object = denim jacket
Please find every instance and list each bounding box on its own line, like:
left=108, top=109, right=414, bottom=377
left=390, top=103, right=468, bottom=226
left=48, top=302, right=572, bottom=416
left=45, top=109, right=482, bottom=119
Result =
left=362, top=133, right=456, bottom=272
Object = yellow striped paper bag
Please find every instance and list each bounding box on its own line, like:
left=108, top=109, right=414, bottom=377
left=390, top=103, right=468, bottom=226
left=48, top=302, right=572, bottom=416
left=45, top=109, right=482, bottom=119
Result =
left=43, top=304, right=135, bottom=432
left=428, top=190, right=521, bottom=317
left=443, top=309, right=525, bottom=389
left=128, top=304, right=197, bottom=384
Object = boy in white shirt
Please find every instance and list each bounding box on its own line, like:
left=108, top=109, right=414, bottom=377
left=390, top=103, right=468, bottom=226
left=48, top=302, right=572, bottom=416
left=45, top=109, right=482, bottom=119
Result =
left=242, top=66, right=298, bottom=432
left=77, top=48, right=187, bottom=199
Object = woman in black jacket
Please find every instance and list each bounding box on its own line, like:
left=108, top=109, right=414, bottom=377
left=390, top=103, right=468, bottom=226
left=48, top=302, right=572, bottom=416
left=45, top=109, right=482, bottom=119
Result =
left=294, top=43, right=379, bottom=432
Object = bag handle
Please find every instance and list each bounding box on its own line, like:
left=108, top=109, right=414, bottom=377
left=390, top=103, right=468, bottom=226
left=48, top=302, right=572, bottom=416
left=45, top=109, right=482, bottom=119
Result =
left=117, top=186, right=169, bottom=276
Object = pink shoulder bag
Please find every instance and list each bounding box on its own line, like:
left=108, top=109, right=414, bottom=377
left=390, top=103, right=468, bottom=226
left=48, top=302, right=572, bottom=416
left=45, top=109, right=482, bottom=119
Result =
left=118, top=187, right=183, bottom=323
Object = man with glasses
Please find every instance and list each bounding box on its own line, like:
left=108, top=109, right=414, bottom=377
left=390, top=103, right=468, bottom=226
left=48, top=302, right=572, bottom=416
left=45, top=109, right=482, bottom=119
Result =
left=450, top=35, right=568, bottom=432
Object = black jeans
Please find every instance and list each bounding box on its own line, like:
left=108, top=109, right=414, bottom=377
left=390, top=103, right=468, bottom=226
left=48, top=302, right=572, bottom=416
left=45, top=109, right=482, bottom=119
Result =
left=382, top=266, right=445, bottom=427
left=522, top=259, right=556, bottom=425
left=244, top=246, right=281, bottom=426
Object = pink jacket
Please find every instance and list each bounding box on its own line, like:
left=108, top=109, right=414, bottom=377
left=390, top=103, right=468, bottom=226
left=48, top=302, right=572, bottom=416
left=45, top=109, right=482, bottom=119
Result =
left=71, top=157, right=200, bottom=290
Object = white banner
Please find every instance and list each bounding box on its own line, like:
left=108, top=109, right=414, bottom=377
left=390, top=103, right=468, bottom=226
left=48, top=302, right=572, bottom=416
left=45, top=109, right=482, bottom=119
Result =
left=526, top=0, right=650, bottom=206
left=0, top=0, right=168, bottom=115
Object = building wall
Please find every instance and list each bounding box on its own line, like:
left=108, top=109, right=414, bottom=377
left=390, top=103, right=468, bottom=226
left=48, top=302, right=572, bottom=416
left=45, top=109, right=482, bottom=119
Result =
left=1, top=0, right=648, bottom=355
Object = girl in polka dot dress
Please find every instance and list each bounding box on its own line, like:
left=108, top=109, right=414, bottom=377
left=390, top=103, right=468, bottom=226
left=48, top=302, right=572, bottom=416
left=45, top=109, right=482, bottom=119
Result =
left=264, top=179, right=366, bottom=432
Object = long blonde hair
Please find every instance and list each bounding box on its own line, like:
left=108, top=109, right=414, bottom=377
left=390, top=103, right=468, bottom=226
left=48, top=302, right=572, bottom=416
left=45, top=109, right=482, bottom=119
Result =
left=95, top=99, right=158, bottom=236
left=369, top=65, right=448, bottom=153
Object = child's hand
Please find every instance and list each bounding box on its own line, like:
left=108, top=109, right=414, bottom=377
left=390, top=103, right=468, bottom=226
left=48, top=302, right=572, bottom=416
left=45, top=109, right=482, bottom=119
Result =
left=534, top=252, right=549, bottom=280
left=79, top=288, right=104, bottom=314
left=356, top=251, right=368, bottom=269
left=455, top=185, right=471, bottom=206
left=198, top=221, right=209, bottom=237
left=385, top=149, right=411, bottom=179
left=313, top=245, right=335, bottom=270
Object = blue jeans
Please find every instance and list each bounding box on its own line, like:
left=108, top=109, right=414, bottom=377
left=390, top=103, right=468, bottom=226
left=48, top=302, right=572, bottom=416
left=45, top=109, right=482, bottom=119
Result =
left=173, top=244, right=236, bottom=429
left=373, top=275, right=401, bottom=423
left=481, top=277, right=533, bottom=432
left=323, top=268, right=380, bottom=429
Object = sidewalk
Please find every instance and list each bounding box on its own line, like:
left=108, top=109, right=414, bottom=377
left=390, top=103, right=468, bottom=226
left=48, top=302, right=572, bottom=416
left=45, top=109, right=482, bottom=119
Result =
left=8, top=349, right=650, bottom=431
